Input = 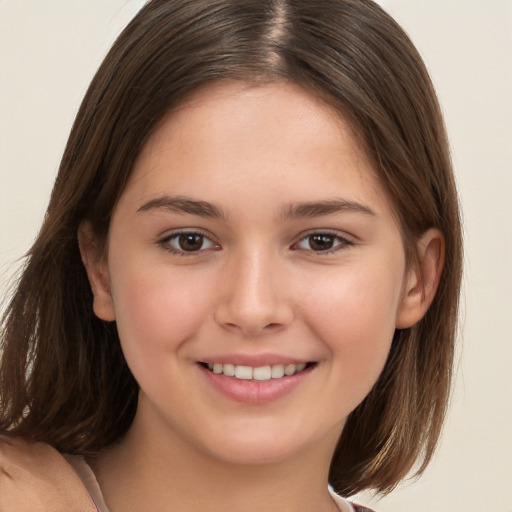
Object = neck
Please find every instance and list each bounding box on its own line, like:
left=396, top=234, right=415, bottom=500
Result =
left=90, top=403, right=341, bottom=512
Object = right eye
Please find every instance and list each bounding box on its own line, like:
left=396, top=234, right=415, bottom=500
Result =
left=160, top=231, right=218, bottom=255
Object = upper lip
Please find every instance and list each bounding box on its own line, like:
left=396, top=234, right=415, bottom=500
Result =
left=197, top=353, right=314, bottom=367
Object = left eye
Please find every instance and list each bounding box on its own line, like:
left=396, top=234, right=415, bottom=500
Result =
left=163, top=232, right=217, bottom=253
left=294, top=233, right=349, bottom=252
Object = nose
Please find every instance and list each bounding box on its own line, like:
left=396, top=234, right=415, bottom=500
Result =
left=214, top=248, right=294, bottom=337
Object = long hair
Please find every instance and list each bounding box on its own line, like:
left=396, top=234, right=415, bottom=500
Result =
left=0, top=0, right=462, bottom=496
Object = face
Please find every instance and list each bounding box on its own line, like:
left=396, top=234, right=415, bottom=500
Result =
left=85, top=81, right=420, bottom=467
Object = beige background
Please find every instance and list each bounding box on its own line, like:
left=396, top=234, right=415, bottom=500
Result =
left=1, top=1, right=511, bottom=510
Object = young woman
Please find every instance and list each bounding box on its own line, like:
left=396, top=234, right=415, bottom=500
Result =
left=0, top=1, right=462, bottom=511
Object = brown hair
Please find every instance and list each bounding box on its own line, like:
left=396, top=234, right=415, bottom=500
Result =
left=0, top=0, right=462, bottom=496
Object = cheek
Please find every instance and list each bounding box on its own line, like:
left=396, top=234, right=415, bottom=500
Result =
left=299, top=263, right=402, bottom=380
left=108, top=261, right=215, bottom=358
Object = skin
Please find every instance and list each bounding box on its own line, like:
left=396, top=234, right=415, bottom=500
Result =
left=80, top=81, right=443, bottom=512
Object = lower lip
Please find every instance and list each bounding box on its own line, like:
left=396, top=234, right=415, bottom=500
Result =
left=198, top=364, right=314, bottom=405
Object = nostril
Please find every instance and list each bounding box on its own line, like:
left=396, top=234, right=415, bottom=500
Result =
left=214, top=298, right=294, bottom=335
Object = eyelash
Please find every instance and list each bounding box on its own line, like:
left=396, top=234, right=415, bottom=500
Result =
left=158, top=230, right=353, bottom=256
left=292, top=231, right=353, bottom=255
left=159, top=230, right=219, bottom=256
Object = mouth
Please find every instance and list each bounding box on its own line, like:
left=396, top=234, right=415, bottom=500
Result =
left=198, top=361, right=316, bottom=381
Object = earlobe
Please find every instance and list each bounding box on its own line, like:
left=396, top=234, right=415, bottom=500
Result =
left=77, top=222, right=116, bottom=322
left=395, top=228, right=445, bottom=329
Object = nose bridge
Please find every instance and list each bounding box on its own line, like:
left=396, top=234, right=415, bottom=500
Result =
left=215, top=243, right=293, bottom=335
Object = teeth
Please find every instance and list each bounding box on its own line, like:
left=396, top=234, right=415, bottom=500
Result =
left=234, top=365, right=253, bottom=380
left=284, top=363, right=296, bottom=376
left=253, top=366, right=272, bottom=381
left=204, top=362, right=308, bottom=381
left=223, top=363, right=236, bottom=377
left=271, top=364, right=285, bottom=378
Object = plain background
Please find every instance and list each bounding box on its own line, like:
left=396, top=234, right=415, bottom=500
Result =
left=1, top=2, right=511, bottom=510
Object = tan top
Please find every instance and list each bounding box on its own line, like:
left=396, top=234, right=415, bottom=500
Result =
left=65, top=456, right=368, bottom=512
left=64, top=454, right=111, bottom=512
left=0, top=435, right=374, bottom=512
left=0, top=435, right=97, bottom=512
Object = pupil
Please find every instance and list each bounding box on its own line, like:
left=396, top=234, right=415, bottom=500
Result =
left=310, top=234, right=334, bottom=251
left=179, top=234, right=203, bottom=251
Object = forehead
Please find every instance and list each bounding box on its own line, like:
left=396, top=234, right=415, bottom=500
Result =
left=121, top=80, right=393, bottom=218
left=143, top=80, right=362, bottom=162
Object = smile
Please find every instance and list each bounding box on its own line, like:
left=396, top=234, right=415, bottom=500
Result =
left=198, top=360, right=317, bottom=404
left=200, top=362, right=312, bottom=381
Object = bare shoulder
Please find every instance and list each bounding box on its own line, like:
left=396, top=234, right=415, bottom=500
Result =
left=0, top=434, right=97, bottom=512
left=0, top=432, right=63, bottom=469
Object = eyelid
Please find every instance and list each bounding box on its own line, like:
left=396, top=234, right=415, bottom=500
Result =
left=291, top=229, right=354, bottom=253
left=156, top=228, right=353, bottom=256
left=158, top=228, right=220, bottom=255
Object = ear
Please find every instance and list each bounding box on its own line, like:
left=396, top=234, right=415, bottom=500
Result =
left=395, top=228, right=445, bottom=329
left=77, top=222, right=116, bottom=322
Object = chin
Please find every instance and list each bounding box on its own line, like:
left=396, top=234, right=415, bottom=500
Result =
left=195, top=419, right=341, bottom=468
left=206, top=439, right=305, bottom=466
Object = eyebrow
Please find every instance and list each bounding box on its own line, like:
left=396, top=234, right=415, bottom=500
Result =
left=137, top=195, right=375, bottom=220
left=280, top=199, right=376, bottom=219
left=137, top=195, right=227, bottom=219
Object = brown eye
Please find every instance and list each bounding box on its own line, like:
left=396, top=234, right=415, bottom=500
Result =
left=178, top=233, right=205, bottom=252
left=308, top=234, right=335, bottom=251
left=294, top=232, right=350, bottom=253
left=163, top=231, right=217, bottom=254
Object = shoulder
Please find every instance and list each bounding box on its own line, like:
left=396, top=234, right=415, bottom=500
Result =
left=0, top=434, right=98, bottom=511
left=0, top=432, right=64, bottom=468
